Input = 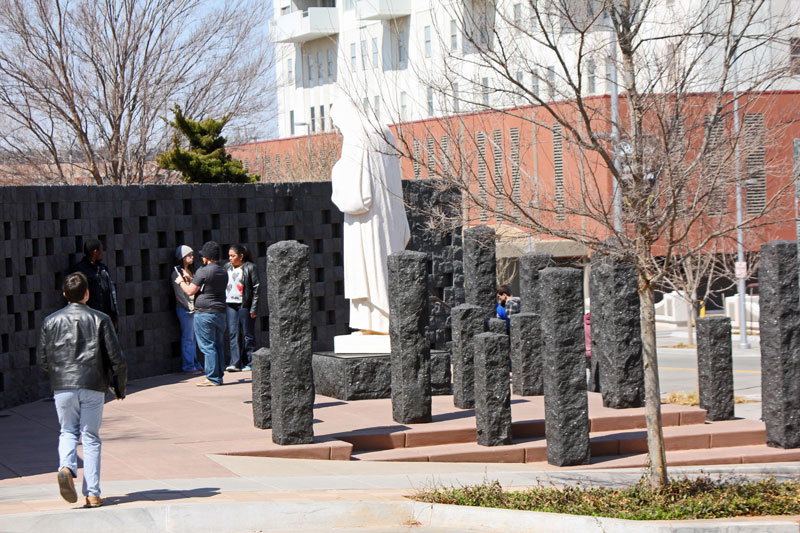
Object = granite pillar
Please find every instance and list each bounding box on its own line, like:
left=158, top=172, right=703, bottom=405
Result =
left=540, top=267, right=590, bottom=466
left=519, top=253, right=553, bottom=314
left=251, top=347, right=271, bottom=429
left=484, top=317, right=507, bottom=335
left=388, top=250, right=432, bottom=424
left=463, top=225, right=496, bottom=318
left=268, top=241, right=314, bottom=445
left=589, top=253, right=644, bottom=408
left=696, top=317, right=734, bottom=421
left=510, top=312, right=543, bottom=396
left=451, top=304, right=484, bottom=409
left=474, top=332, right=513, bottom=446
left=759, top=240, right=800, bottom=448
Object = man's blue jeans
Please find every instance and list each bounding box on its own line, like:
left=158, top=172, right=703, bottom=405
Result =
left=176, top=306, right=199, bottom=372
left=226, top=304, right=255, bottom=369
left=194, top=312, right=226, bottom=384
left=54, top=389, right=105, bottom=497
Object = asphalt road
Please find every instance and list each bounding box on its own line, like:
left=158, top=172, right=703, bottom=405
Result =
left=654, top=329, right=762, bottom=420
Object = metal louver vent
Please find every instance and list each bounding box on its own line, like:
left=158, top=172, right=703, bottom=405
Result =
left=743, top=113, right=766, bottom=215
left=477, top=131, right=488, bottom=222
left=493, top=130, right=504, bottom=216
left=510, top=127, right=521, bottom=217
left=553, top=123, right=565, bottom=220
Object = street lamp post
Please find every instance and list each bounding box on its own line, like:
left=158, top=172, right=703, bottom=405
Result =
left=732, top=70, right=750, bottom=349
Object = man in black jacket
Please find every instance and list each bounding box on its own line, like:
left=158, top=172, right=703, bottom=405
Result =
left=37, top=272, right=127, bottom=508
left=69, top=239, right=119, bottom=330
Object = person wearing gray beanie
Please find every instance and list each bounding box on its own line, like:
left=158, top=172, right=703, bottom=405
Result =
left=171, top=246, right=201, bottom=373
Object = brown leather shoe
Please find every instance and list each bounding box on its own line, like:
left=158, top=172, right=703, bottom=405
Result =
left=84, top=495, right=103, bottom=508
left=57, top=467, right=77, bottom=503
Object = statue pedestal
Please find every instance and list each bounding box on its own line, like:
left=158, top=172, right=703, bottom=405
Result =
left=334, top=333, right=391, bottom=354
left=312, top=350, right=453, bottom=401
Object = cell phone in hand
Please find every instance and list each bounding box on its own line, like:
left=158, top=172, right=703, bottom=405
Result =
left=174, top=266, right=185, bottom=281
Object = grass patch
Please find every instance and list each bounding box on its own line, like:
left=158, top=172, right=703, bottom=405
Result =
left=415, top=477, right=800, bottom=520
left=662, top=391, right=755, bottom=406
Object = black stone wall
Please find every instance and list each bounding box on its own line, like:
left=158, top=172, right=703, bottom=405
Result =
left=0, top=180, right=461, bottom=409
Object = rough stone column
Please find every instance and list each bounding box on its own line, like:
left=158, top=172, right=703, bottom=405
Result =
left=519, top=253, right=553, bottom=314
left=451, top=304, right=484, bottom=409
left=696, top=317, right=734, bottom=421
left=251, top=347, right=271, bottom=429
left=510, top=312, right=543, bottom=396
left=540, top=267, right=590, bottom=466
left=268, top=241, right=314, bottom=445
left=474, top=332, right=512, bottom=446
left=388, top=250, right=432, bottom=424
left=589, top=253, right=644, bottom=408
left=759, top=240, right=800, bottom=448
left=484, top=317, right=507, bottom=335
left=463, top=225, right=496, bottom=318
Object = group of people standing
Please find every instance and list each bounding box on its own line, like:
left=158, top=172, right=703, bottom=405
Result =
left=172, top=241, right=260, bottom=387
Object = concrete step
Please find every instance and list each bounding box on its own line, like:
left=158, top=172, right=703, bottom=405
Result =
left=351, top=419, right=768, bottom=464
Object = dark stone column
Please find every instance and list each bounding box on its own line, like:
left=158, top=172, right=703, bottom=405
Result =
left=519, top=253, right=553, bottom=314
left=484, top=317, right=507, bottom=335
left=589, top=253, right=644, bottom=408
left=251, top=347, right=271, bottom=429
left=510, top=312, right=543, bottom=396
left=463, top=225, right=496, bottom=318
left=540, top=267, right=590, bottom=466
left=474, top=332, right=512, bottom=446
left=451, top=304, right=484, bottom=409
left=696, top=317, right=734, bottom=421
left=759, top=240, right=800, bottom=449
left=388, top=250, right=432, bottom=424
left=268, top=241, right=314, bottom=445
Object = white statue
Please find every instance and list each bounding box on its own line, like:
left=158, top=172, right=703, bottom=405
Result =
left=330, top=93, right=410, bottom=341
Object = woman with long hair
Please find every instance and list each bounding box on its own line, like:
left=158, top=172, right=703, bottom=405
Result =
left=224, top=244, right=260, bottom=372
left=171, top=245, right=202, bottom=373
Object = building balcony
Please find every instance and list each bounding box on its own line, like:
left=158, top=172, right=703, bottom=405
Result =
left=357, top=0, right=412, bottom=20
left=271, top=7, right=339, bottom=43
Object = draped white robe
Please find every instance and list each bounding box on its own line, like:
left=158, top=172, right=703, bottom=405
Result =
left=330, top=96, right=410, bottom=333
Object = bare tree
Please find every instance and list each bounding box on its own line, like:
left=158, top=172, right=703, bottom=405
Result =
left=355, top=0, right=799, bottom=487
left=0, top=0, right=275, bottom=185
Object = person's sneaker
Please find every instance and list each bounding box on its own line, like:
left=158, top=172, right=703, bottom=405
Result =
left=242, top=365, right=252, bottom=371
left=57, top=467, right=77, bottom=503
left=84, top=495, right=103, bottom=508
left=196, top=379, right=220, bottom=387
left=226, top=365, right=240, bottom=372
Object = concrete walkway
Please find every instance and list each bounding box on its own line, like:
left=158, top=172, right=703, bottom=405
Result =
left=2, top=361, right=799, bottom=531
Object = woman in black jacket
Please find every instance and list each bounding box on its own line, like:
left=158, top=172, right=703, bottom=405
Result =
left=224, top=244, right=260, bottom=372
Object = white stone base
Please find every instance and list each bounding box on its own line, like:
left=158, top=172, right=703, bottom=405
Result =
left=334, top=333, right=391, bottom=354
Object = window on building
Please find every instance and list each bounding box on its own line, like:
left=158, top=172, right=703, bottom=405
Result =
left=374, top=95, right=380, bottom=120
left=513, top=3, right=522, bottom=25
left=427, top=87, right=434, bottom=116
left=743, top=113, right=766, bottom=215
left=532, top=68, right=539, bottom=98
left=401, top=91, right=408, bottom=120
left=546, top=66, right=556, bottom=100
left=424, top=25, right=432, bottom=57
left=288, top=59, right=293, bottom=83
left=372, top=37, right=379, bottom=68
left=553, top=123, right=565, bottom=220
left=317, top=51, right=323, bottom=79
left=327, top=49, right=334, bottom=77
left=307, top=55, right=314, bottom=82
left=344, top=0, right=354, bottom=9
left=290, top=110, right=295, bottom=135
left=361, top=40, right=367, bottom=70
left=477, top=131, right=487, bottom=222
left=791, top=38, right=800, bottom=75
left=482, top=76, right=490, bottom=107
left=587, top=59, right=596, bottom=93
left=453, top=82, right=459, bottom=112
left=350, top=43, right=357, bottom=69
left=450, top=19, right=458, bottom=50
left=320, top=105, right=326, bottom=131
left=516, top=71, right=523, bottom=85
left=362, top=97, right=369, bottom=112
left=398, top=30, right=406, bottom=63
left=310, top=106, right=316, bottom=132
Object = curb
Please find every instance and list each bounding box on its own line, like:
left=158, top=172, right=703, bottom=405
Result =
left=1, top=500, right=798, bottom=533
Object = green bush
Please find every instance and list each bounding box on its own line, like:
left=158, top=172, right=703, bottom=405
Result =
left=416, top=477, right=800, bottom=520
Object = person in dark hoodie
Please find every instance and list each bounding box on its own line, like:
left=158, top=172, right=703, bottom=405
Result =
left=69, top=239, right=118, bottom=330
